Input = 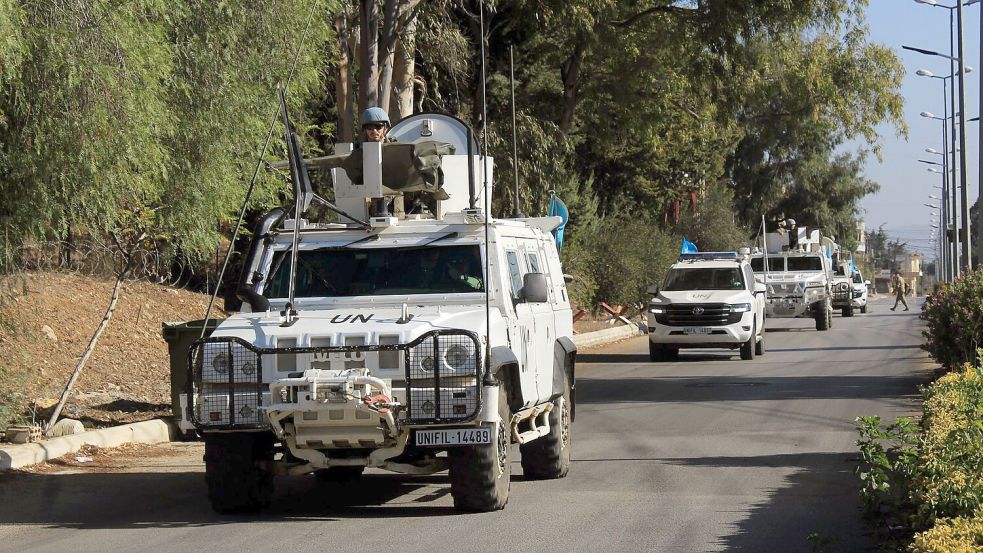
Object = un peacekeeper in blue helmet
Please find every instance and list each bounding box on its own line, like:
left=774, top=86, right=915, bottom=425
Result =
left=360, top=107, right=391, bottom=143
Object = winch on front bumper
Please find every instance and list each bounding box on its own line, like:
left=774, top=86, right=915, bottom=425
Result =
left=186, top=330, right=484, bottom=436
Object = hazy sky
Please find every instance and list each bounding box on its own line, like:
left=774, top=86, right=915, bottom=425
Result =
left=859, top=0, right=982, bottom=259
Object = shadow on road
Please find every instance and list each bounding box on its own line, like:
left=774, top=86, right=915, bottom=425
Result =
left=672, top=452, right=871, bottom=552
left=575, top=374, right=927, bottom=404
left=768, top=344, right=923, bottom=353
left=0, top=471, right=461, bottom=528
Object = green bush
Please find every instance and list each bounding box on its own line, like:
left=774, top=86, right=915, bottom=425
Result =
left=910, top=369, right=983, bottom=529
left=922, top=270, right=983, bottom=369
left=910, top=516, right=983, bottom=553
left=856, top=369, right=983, bottom=551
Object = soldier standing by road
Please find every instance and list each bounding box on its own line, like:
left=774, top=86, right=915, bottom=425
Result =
left=890, top=271, right=909, bottom=311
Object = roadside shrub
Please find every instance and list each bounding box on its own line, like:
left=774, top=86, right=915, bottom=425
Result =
left=922, top=270, right=983, bottom=369
left=857, top=369, right=983, bottom=551
left=910, top=517, right=983, bottom=553
left=910, top=368, right=983, bottom=529
left=582, top=214, right=678, bottom=307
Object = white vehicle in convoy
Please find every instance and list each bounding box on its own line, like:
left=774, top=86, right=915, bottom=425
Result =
left=851, top=270, right=870, bottom=313
left=750, top=251, right=833, bottom=330
left=646, top=252, right=766, bottom=361
left=181, top=113, right=575, bottom=513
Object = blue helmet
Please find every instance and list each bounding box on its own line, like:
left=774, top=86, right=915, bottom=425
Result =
left=360, top=107, right=390, bottom=126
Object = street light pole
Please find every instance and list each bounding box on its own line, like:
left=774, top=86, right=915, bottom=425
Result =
left=955, top=0, right=972, bottom=271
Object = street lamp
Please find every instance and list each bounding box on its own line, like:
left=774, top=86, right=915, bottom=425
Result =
left=920, top=109, right=960, bottom=279
left=909, top=0, right=974, bottom=272
left=902, top=0, right=983, bottom=270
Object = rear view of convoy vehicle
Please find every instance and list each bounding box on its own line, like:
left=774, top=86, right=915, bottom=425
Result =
left=182, top=112, right=575, bottom=513
left=646, top=252, right=766, bottom=361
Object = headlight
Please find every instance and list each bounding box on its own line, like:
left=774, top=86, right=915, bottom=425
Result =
left=444, top=344, right=471, bottom=370
left=241, top=361, right=256, bottom=376
left=731, top=303, right=752, bottom=313
left=649, top=303, right=668, bottom=314
left=410, top=337, right=477, bottom=376
left=212, top=353, right=230, bottom=374
left=421, top=356, right=435, bottom=372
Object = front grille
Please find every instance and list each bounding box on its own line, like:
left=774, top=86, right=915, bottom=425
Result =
left=655, top=303, right=740, bottom=327
left=768, top=282, right=802, bottom=297
left=188, top=330, right=482, bottom=430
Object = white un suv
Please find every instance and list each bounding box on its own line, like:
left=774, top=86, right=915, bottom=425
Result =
left=646, top=252, right=766, bottom=361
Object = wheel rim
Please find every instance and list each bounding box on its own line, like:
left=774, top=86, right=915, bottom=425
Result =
left=558, top=397, right=570, bottom=450
left=496, top=420, right=508, bottom=476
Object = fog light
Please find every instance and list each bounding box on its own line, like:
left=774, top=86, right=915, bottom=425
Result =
left=238, top=405, right=254, bottom=418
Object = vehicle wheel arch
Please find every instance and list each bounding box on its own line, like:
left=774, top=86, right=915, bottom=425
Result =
left=553, top=337, right=577, bottom=422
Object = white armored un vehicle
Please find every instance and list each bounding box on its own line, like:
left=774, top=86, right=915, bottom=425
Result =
left=750, top=225, right=834, bottom=331
left=183, top=113, right=576, bottom=513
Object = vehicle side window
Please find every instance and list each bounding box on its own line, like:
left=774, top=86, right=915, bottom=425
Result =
left=743, top=266, right=754, bottom=290
left=506, top=250, right=523, bottom=297
left=527, top=252, right=541, bottom=274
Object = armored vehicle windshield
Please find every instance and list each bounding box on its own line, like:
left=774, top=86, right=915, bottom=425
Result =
left=663, top=267, right=745, bottom=291
left=786, top=257, right=824, bottom=272
left=263, top=244, right=485, bottom=298
left=750, top=257, right=784, bottom=272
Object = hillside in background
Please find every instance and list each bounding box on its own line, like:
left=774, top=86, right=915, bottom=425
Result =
left=0, top=272, right=223, bottom=430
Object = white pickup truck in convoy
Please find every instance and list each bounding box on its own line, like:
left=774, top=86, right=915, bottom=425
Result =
left=646, top=252, right=766, bottom=361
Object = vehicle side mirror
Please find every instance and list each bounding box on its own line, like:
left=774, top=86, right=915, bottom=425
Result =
left=520, top=273, right=549, bottom=303
left=646, top=284, right=660, bottom=296
left=865, top=280, right=871, bottom=286
left=563, top=273, right=574, bottom=284
left=754, top=282, right=766, bottom=294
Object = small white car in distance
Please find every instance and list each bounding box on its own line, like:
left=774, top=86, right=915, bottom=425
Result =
left=852, top=270, right=870, bottom=313
left=646, top=252, right=767, bottom=361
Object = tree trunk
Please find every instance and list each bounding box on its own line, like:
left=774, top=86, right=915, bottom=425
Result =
left=45, top=273, right=123, bottom=434
left=44, top=232, right=145, bottom=435
left=335, top=12, right=354, bottom=143
left=559, top=39, right=588, bottom=134
left=359, top=0, right=380, bottom=112
left=390, top=16, right=417, bottom=120
left=377, top=0, right=399, bottom=112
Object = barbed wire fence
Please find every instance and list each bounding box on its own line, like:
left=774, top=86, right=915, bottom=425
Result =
left=0, top=235, right=227, bottom=294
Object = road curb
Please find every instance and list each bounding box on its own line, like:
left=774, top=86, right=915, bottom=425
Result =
left=0, top=419, right=176, bottom=471
left=573, top=324, right=645, bottom=350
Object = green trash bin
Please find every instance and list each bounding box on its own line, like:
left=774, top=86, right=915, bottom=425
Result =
left=162, top=319, right=223, bottom=425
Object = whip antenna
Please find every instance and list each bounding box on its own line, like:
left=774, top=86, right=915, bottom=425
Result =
left=479, top=0, right=494, bottom=386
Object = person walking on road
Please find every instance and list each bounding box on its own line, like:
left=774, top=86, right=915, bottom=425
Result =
left=890, top=271, right=909, bottom=311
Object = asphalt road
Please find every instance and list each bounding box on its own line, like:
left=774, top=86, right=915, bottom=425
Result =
left=0, top=296, right=934, bottom=553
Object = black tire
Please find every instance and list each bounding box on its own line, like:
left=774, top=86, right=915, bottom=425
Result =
left=740, top=324, right=756, bottom=360
left=649, top=340, right=664, bottom=362
left=449, top=384, right=511, bottom=512
left=861, top=305, right=868, bottom=314
left=664, top=347, right=679, bottom=361
left=755, top=329, right=765, bottom=356
left=314, top=466, right=365, bottom=482
left=843, top=305, right=854, bottom=317
left=520, top=376, right=572, bottom=480
left=204, top=433, right=274, bottom=513
left=816, top=305, right=830, bottom=331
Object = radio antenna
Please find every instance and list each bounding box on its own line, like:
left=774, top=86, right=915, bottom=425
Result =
left=509, top=45, right=524, bottom=218
left=479, top=0, right=494, bottom=387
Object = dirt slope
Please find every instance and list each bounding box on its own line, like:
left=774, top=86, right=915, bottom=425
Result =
left=0, top=272, right=224, bottom=428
